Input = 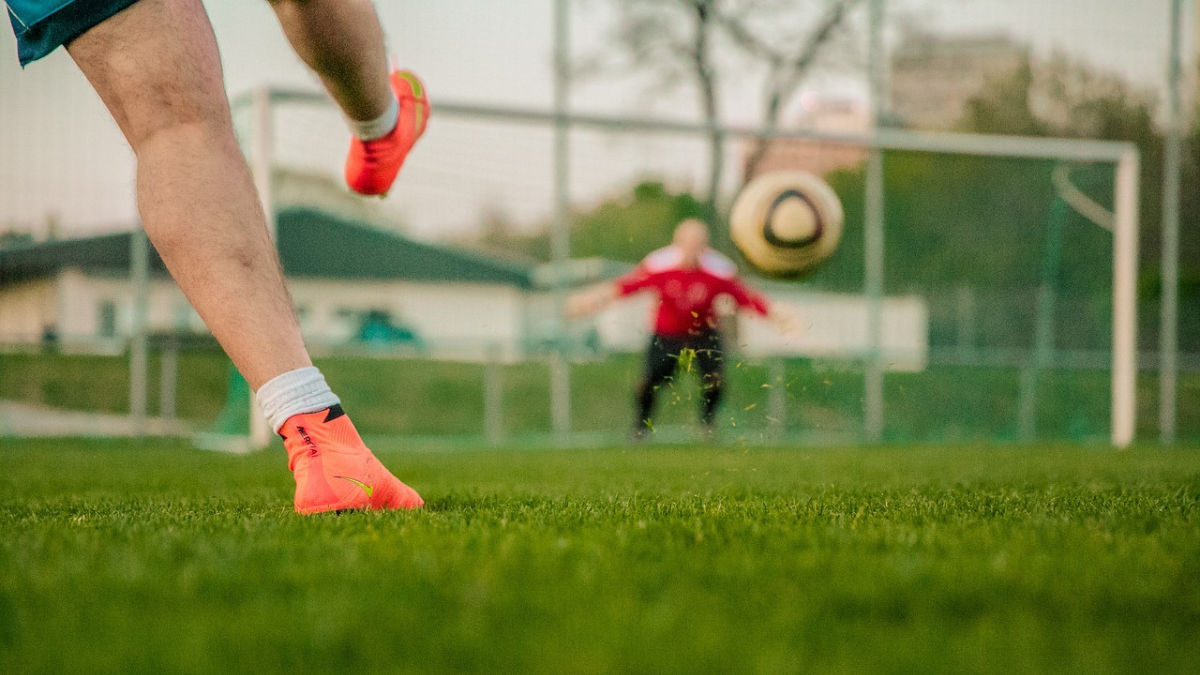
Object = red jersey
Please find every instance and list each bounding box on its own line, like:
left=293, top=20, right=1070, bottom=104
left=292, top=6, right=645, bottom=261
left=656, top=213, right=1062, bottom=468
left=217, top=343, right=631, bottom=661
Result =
left=615, top=246, right=770, bottom=338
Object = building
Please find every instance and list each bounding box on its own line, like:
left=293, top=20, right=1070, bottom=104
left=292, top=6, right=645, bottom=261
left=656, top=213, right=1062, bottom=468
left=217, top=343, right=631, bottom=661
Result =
left=0, top=208, right=928, bottom=368
left=0, top=208, right=535, bottom=360
left=889, top=30, right=1027, bottom=131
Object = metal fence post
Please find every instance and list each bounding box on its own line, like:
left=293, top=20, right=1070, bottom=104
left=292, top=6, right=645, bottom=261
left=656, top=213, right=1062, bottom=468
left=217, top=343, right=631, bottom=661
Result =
left=160, top=333, right=178, bottom=421
left=1159, top=0, right=1186, bottom=444
left=863, top=0, right=888, bottom=443
left=129, top=229, right=150, bottom=439
left=484, top=343, right=504, bottom=446
left=768, top=356, right=787, bottom=441
left=550, top=0, right=573, bottom=443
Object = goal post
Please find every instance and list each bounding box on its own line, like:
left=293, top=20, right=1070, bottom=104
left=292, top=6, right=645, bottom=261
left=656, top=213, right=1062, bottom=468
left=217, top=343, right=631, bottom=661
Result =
left=1113, top=149, right=1140, bottom=448
left=226, top=87, right=1140, bottom=449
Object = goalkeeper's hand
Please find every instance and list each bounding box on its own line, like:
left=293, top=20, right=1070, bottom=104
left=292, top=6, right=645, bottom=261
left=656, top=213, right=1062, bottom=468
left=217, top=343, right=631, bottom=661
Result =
left=567, top=284, right=617, bottom=320
left=766, top=302, right=804, bottom=341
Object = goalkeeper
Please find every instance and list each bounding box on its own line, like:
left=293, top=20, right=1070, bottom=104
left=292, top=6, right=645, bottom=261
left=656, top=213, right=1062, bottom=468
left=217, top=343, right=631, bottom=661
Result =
left=569, top=219, right=799, bottom=439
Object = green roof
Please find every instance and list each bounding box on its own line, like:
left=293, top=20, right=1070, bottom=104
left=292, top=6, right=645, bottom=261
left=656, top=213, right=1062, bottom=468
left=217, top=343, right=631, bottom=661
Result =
left=0, top=208, right=533, bottom=288
left=276, top=209, right=532, bottom=287
left=0, top=230, right=162, bottom=284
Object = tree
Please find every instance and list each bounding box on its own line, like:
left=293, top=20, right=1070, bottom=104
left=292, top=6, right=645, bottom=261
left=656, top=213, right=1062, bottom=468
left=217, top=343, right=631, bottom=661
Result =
left=958, top=53, right=1159, bottom=142
left=958, top=53, right=1177, bottom=291
left=716, top=0, right=863, bottom=179
left=599, top=0, right=723, bottom=217
left=953, top=54, right=1198, bottom=351
left=570, top=180, right=712, bottom=262
left=463, top=180, right=711, bottom=264
left=594, top=0, right=860, bottom=216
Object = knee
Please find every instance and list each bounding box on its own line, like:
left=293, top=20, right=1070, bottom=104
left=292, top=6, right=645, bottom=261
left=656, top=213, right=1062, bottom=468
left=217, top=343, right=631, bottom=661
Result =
left=78, top=39, right=232, bottom=151
left=127, top=85, right=233, bottom=152
left=98, top=46, right=233, bottom=151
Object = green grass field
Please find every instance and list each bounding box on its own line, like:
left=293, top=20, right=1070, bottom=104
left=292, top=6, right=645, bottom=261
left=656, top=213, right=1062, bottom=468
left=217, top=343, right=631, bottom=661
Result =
left=1, top=440, right=1198, bottom=674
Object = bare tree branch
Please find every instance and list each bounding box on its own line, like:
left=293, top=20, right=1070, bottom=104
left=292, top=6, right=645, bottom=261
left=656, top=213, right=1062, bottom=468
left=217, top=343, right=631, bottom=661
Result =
left=589, top=0, right=860, bottom=210
left=720, top=0, right=862, bottom=179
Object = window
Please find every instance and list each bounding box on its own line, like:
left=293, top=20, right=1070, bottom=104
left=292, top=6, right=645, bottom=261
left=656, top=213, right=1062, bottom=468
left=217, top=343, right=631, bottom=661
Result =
left=295, top=304, right=311, bottom=330
left=97, top=301, right=117, bottom=338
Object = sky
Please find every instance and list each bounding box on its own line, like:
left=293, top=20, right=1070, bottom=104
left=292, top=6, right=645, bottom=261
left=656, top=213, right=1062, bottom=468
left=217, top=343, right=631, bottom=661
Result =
left=0, top=0, right=1183, bottom=241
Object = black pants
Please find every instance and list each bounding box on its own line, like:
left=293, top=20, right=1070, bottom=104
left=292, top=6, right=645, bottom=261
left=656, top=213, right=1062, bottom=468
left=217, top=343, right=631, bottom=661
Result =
left=636, top=330, right=725, bottom=430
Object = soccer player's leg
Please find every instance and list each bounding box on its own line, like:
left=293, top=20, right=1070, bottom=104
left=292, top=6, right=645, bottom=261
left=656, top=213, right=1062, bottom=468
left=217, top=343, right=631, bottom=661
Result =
left=695, top=331, right=726, bottom=434
left=65, top=0, right=421, bottom=512
left=67, top=0, right=307, bottom=388
left=634, top=335, right=679, bottom=439
left=267, top=0, right=430, bottom=196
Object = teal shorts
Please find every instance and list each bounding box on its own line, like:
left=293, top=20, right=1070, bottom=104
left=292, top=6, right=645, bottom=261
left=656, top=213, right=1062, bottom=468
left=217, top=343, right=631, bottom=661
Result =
left=6, top=0, right=141, bottom=65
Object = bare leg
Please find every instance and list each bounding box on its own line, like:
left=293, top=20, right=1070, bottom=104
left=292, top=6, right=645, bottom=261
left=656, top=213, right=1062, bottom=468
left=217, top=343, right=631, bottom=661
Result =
left=67, top=0, right=310, bottom=390
left=267, top=0, right=392, bottom=121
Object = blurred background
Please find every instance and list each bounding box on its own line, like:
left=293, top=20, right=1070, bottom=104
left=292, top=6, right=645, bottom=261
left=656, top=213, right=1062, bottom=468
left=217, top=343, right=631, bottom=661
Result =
left=1, top=0, right=1196, bottom=448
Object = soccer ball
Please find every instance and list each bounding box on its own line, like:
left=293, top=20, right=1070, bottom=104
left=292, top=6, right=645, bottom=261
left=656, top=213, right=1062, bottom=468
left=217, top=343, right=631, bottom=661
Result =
left=729, top=170, right=844, bottom=278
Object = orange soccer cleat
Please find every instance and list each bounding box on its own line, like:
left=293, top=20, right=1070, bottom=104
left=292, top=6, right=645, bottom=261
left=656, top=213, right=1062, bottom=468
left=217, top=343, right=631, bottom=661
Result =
left=344, top=70, right=430, bottom=196
left=281, top=405, right=424, bottom=514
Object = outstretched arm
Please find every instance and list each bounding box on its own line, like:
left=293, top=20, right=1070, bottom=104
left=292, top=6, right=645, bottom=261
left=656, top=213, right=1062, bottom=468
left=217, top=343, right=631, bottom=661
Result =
left=568, top=265, right=661, bottom=320
left=721, top=277, right=803, bottom=339
left=720, top=276, right=771, bottom=316
left=567, top=283, right=619, bottom=319
left=765, top=301, right=803, bottom=340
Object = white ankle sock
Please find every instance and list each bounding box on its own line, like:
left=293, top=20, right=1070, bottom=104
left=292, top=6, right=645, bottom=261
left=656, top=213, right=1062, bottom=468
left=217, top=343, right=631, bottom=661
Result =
left=350, top=94, right=400, bottom=141
left=256, top=366, right=341, bottom=433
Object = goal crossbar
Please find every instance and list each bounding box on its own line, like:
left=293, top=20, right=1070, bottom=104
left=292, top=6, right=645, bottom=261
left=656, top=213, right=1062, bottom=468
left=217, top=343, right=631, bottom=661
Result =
left=238, top=88, right=1133, bottom=163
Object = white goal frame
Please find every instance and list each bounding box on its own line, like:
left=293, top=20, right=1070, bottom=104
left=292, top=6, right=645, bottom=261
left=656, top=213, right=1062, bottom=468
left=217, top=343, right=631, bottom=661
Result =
left=231, top=87, right=1140, bottom=449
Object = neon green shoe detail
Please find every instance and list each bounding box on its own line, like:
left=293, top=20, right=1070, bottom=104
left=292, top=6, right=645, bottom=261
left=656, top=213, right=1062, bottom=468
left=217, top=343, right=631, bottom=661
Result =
left=335, top=475, right=374, bottom=498
left=397, top=71, right=423, bottom=98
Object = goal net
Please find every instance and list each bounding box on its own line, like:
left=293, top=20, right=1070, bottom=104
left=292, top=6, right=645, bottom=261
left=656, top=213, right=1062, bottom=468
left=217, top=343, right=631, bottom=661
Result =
left=225, top=89, right=1137, bottom=448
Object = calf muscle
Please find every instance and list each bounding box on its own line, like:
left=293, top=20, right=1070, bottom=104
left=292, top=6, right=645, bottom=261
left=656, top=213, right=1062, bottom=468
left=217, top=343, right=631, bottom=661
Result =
left=67, top=0, right=311, bottom=389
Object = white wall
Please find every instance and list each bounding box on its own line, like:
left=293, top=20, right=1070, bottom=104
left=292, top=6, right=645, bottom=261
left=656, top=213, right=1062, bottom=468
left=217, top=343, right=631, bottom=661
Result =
left=287, top=279, right=528, bottom=361
left=588, top=288, right=929, bottom=371
left=2, top=268, right=208, bottom=349
left=738, top=291, right=929, bottom=370
left=56, top=270, right=198, bottom=344
left=1, top=270, right=531, bottom=360
left=2, top=269, right=927, bottom=368
left=0, top=278, right=57, bottom=342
